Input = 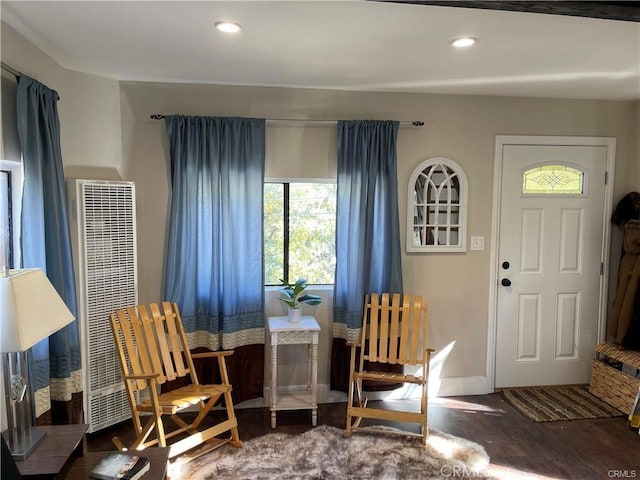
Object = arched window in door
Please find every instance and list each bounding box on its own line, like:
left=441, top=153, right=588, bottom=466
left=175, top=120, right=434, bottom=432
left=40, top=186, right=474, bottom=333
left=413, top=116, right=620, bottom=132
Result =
left=522, top=164, right=586, bottom=195
left=407, top=157, right=468, bottom=252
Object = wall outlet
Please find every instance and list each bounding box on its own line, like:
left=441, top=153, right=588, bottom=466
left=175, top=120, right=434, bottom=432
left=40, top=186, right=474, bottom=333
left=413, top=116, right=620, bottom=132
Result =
left=470, top=236, right=485, bottom=251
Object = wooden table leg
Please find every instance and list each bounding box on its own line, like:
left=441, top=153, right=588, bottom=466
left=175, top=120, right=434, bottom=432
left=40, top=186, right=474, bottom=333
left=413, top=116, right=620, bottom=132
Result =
left=311, top=334, right=318, bottom=427
left=270, top=336, right=278, bottom=429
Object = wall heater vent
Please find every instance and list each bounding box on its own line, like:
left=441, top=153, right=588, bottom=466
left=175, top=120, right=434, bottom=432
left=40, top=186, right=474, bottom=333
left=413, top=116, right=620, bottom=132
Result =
left=69, top=180, right=138, bottom=433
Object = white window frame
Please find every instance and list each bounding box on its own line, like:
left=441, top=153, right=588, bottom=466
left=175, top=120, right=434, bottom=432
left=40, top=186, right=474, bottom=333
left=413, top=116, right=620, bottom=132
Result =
left=0, top=159, right=23, bottom=268
left=264, top=178, right=336, bottom=286
left=406, top=157, right=468, bottom=253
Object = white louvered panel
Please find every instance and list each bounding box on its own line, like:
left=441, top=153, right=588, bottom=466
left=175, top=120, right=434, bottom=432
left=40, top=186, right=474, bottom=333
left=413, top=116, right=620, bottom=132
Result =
left=89, top=388, right=133, bottom=432
left=72, top=180, right=138, bottom=433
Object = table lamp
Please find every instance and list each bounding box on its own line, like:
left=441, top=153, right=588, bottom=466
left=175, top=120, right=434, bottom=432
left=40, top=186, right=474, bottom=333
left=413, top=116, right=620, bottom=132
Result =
left=0, top=268, right=74, bottom=460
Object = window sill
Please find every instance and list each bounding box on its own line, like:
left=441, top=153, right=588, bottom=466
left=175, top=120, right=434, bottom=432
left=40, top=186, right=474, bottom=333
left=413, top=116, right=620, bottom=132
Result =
left=265, top=284, right=333, bottom=292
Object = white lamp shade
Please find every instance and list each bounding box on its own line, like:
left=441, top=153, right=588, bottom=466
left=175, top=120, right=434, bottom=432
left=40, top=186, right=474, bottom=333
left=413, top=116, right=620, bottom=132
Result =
left=0, top=268, right=75, bottom=353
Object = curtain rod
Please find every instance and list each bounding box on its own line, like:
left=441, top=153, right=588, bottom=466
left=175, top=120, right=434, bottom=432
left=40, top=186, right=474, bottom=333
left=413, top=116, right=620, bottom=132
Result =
left=1, top=62, right=21, bottom=78
left=150, top=114, right=424, bottom=127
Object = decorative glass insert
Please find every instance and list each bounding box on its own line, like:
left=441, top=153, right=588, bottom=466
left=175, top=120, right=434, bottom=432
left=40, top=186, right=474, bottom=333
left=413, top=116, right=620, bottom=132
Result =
left=407, top=157, right=467, bottom=252
left=522, top=165, right=584, bottom=195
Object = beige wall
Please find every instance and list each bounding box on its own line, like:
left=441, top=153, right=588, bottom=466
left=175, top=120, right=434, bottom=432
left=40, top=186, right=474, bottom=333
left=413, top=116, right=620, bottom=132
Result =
left=1, top=22, right=122, bottom=173
left=120, top=82, right=637, bottom=395
left=4, top=20, right=639, bottom=400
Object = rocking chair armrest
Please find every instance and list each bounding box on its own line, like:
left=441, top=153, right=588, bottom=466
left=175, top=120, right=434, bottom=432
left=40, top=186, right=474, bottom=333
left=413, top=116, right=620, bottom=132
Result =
left=192, top=350, right=234, bottom=359
left=424, top=348, right=436, bottom=365
left=122, top=373, right=161, bottom=381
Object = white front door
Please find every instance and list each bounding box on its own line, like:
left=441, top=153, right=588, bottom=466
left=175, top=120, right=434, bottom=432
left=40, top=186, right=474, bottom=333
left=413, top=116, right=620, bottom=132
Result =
left=495, top=140, right=612, bottom=388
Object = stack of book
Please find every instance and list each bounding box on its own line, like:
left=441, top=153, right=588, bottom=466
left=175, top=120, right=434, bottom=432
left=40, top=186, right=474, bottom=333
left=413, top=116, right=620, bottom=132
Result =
left=90, top=452, right=150, bottom=480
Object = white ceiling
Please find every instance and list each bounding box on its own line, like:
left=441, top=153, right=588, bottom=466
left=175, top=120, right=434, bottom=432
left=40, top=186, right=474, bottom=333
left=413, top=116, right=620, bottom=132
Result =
left=2, top=1, right=639, bottom=100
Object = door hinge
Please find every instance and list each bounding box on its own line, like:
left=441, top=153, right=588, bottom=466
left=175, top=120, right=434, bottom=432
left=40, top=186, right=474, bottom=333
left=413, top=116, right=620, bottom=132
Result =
left=604, top=171, right=608, bottom=185
left=600, top=262, right=604, bottom=276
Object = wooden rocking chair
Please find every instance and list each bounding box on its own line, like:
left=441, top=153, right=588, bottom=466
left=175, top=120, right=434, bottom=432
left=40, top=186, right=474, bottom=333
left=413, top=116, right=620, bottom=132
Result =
left=110, top=301, right=242, bottom=461
left=345, top=293, right=434, bottom=444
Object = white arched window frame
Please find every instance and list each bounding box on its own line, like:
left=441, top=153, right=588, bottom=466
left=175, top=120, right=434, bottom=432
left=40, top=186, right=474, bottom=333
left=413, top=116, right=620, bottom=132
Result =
left=406, top=157, right=468, bottom=253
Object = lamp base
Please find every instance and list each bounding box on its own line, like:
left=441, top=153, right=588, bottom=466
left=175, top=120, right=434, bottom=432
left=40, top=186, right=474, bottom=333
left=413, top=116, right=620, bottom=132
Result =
left=2, top=428, right=47, bottom=461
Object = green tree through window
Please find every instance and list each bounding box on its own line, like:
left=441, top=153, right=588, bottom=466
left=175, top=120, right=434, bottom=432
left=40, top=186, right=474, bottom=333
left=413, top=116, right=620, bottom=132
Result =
left=264, top=182, right=336, bottom=285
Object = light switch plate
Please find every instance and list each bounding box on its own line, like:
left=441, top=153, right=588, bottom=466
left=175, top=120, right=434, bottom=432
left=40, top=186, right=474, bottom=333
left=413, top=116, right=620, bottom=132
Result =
left=470, top=236, right=485, bottom=251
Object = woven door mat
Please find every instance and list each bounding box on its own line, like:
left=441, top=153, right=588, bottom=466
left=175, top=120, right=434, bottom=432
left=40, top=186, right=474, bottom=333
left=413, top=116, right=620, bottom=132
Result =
left=503, top=385, right=624, bottom=422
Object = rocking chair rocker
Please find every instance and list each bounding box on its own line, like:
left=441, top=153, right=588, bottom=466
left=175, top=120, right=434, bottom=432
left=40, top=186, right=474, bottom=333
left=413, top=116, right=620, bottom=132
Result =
left=110, top=302, right=242, bottom=461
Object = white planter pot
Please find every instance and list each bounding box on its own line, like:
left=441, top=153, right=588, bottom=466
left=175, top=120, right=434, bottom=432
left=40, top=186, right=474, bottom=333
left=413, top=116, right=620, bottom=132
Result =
left=288, top=307, right=302, bottom=323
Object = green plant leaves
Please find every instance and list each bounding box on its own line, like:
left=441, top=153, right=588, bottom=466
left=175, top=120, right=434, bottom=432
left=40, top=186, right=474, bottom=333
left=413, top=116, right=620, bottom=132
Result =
left=297, top=294, right=322, bottom=306
left=278, top=278, right=322, bottom=308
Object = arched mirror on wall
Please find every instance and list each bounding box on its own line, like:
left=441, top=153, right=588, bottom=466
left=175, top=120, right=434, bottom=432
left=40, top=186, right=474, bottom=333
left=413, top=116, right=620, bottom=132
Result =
left=407, top=157, right=468, bottom=252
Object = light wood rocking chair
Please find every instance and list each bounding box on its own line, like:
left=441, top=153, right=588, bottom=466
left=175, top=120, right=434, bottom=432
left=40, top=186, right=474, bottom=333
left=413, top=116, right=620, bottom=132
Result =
left=110, top=301, right=242, bottom=461
left=345, top=293, right=434, bottom=445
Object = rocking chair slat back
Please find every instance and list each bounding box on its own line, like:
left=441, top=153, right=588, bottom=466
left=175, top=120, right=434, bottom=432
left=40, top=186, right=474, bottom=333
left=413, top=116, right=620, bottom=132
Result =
left=366, top=295, right=379, bottom=360
left=138, top=305, right=166, bottom=384
left=409, top=295, right=424, bottom=364
left=148, top=304, right=178, bottom=382
left=361, top=293, right=428, bottom=366
left=388, top=296, right=401, bottom=362
left=150, top=302, right=187, bottom=379
left=113, top=308, right=147, bottom=390
left=160, top=301, right=196, bottom=381
left=128, top=306, right=154, bottom=385
left=398, top=295, right=411, bottom=363
left=378, top=294, right=390, bottom=362
left=112, top=304, right=202, bottom=389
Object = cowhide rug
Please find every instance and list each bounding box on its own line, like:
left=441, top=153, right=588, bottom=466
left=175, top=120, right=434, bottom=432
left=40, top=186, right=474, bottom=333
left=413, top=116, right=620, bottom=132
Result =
left=171, top=425, right=493, bottom=479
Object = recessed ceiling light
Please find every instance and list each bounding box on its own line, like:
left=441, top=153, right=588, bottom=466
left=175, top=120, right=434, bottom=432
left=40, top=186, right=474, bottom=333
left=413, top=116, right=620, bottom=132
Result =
left=452, top=37, right=476, bottom=48
left=215, top=21, right=241, bottom=33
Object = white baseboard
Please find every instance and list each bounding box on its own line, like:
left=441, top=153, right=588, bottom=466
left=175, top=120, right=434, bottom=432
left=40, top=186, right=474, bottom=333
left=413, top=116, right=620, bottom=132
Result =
left=241, top=376, right=490, bottom=410
left=365, top=375, right=491, bottom=401
left=433, top=376, right=491, bottom=397
left=235, top=384, right=338, bottom=409
left=253, top=384, right=337, bottom=408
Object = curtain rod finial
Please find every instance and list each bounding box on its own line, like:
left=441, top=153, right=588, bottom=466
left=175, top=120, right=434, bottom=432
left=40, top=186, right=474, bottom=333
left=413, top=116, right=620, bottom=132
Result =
left=150, top=114, right=165, bottom=120
left=412, top=121, right=424, bottom=127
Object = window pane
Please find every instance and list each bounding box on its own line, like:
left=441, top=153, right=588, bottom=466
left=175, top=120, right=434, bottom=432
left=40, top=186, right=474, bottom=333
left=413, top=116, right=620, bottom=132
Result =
left=288, top=183, right=336, bottom=284
left=422, top=227, right=436, bottom=246
left=449, top=174, right=460, bottom=202
left=264, top=183, right=284, bottom=285
left=414, top=174, right=427, bottom=205
left=427, top=182, right=439, bottom=203
left=522, top=165, right=584, bottom=194
left=450, top=206, right=460, bottom=225
left=450, top=226, right=459, bottom=246
left=424, top=227, right=437, bottom=245
left=0, top=171, right=11, bottom=268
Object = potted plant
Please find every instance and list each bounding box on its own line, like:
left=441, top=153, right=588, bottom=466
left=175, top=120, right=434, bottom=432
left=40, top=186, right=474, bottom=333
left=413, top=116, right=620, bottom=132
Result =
left=278, top=278, right=322, bottom=323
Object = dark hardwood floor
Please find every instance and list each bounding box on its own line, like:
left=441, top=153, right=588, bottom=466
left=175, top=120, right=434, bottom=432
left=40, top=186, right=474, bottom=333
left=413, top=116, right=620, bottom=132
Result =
left=86, top=394, right=639, bottom=479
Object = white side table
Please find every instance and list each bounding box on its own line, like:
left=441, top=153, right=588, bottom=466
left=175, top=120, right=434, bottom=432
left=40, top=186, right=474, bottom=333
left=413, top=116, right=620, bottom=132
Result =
left=267, top=316, right=320, bottom=428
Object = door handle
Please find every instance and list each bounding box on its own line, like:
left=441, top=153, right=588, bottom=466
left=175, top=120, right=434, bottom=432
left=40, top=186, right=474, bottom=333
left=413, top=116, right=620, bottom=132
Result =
left=501, top=278, right=512, bottom=287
